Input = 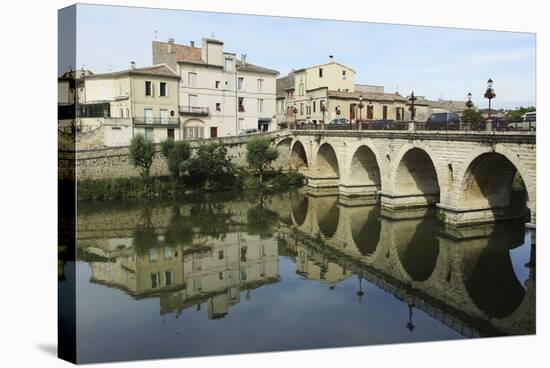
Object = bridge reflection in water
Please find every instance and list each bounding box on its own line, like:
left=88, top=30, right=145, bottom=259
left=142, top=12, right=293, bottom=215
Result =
left=68, top=189, right=534, bottom=362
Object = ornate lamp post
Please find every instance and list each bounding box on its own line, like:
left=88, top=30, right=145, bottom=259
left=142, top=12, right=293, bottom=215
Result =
left=408, top=91, right=417, bottom=121
left=320, top=101, right=327, bottom=126
left=336, top=105, right=341, bottom=125
left=358, top=95, right=365, bottom=129
left=484, top=78, right=496, bottom=121
left=368, top=100, right=373, bottom=120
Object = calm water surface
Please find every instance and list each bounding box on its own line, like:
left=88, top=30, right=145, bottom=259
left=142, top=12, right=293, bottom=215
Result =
left=59, top=190, right=535, bottom=363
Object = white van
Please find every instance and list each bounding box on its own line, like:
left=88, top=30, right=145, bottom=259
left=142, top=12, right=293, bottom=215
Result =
left=509, top=111, right=536, bottom=131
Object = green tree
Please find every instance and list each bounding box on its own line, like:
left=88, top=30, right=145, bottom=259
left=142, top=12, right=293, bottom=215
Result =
left=461, top=109, right=484, bottom=130
left=187, top=142, right=235, bottom=189
left=129, top=134, right=155, bottom=178
left=505, top=106, right=536, bottom=123
left=160, top=139, right=191, bottom=180
left=246, top=137, right=279, bottom=183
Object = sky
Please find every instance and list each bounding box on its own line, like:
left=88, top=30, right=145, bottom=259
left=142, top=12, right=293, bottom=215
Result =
left=63, top=4, right=536, bottom=109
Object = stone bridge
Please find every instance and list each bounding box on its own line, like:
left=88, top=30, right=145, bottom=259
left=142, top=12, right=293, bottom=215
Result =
left=268, top=193, right=535, bottom=337
left=273, top=130, right=536, bottom=228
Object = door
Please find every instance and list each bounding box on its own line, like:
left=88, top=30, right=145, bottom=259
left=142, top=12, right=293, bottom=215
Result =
left=210, top=127, right=218, bottom=138
left=144, top=108, right=153, bottom=124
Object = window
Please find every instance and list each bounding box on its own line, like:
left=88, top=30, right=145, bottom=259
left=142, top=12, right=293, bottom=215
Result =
left=144, top=108, right=153, bottom=124
left=238, top=118, right=244, bottom=131
left=299, top=83, right=304, bottom=96
left=160, top=109, right=168, bottom=124
left=165, top=271, right=172, bottom=286
left=238, top=97, right=245, bottom=112
left=257, top=99, right=263, bottom=113
left=218, top=250, right=224, bottom=260
left=383, top=105, right=388, bottom=119
left=313, top=101, right=316, bottom=113
left=151, top=273, right=160, bottom=288
left=145, top=81, right=152, bottom=96
left=215, top=80, right=220, bottom=89
left=257, top=79, right=263, bottom=92
left=396, top=107, right=401, bottom=121
left=126, top=108, right=130, bottom=118
left=300, top=103, right=304, bottom=115
left=119, top=108, right=123, bottom=117
left=188, top=72, right=197, bottom=86
left=319, top=68, right=323, bottom=77
left=342, top=70, right=346, bottom=79
left=149, top=248, right=158, bottom=262
left=189, top=94, right=197, bottom=107
left=238, top=77, right=244, bottom=90
left=167, top=128, right=175, bottom=140
left=159, top=82, right=167, bottom=96
left=241, top=246, right=247, bottom=262
left=216, top=103, right=221, bottom=111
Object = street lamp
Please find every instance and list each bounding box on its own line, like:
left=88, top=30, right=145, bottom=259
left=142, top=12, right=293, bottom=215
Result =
left=336, top=105, right=341, bottom=125
left=408, top=91, right=417, bottom=121
left=358, top=95, right=365, bottom=128
left=484, top=78, right=496, bottom=121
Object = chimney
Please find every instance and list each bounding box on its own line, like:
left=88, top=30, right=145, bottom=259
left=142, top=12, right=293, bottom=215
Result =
left=190, top=40, right=195, bottom=47
left=329, top=55, right=334, bottom=62
left=241, top=53, right=247, bottom=65
left=130, top=61, right=136, bottom=70
left=168, top=38, right=175, bottom=53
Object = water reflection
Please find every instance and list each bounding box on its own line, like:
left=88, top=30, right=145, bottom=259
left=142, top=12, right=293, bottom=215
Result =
left=69, top=190, right=535, bottom=362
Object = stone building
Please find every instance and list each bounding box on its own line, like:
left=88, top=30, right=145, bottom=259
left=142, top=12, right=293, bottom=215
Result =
left=152, top=38, right=279, bottom=138
left=276, top=57, right=407, bottom=126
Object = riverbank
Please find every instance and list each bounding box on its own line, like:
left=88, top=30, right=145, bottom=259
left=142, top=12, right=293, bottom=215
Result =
left=76, top=170, right=305, bottom=201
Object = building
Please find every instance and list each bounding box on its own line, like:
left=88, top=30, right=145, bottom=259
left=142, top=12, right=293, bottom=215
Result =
left=152, top=38, right=279, bottom=138
left=405, top=96, right=472, bottom=122
left=58, top=63, right=181, bottom=147
left=276, top=57, right=407, bottom=127
left=82, top=63, right=181, bottom=144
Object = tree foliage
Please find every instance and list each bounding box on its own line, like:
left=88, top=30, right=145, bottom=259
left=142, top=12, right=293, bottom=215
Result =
left=129, top=134, right=155, bottom=179
left=505, top=106, right=536, bottom=123
left=461, top=109, right=484, bottom=130
left=187, top=142, right=235, bottom=188
left=246, top=138, right=279, bottom=183
left=160, top=139, right=191, bottom=180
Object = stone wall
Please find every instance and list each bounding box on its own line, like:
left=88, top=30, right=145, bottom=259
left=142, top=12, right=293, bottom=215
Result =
left=60, top=131, right=290, bottom=181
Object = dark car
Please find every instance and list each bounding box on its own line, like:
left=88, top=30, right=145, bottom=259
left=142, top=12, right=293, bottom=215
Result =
left=425, top=112, right=460, bottom=130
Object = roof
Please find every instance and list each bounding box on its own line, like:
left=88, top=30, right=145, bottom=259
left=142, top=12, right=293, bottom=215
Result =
left=276, top=73, right=295, bottom=96
left=153, top=40, right=279, bottom=75
left=153, top=41, right=203, bottom=64
left=84, top=64, right=179, bottom=80
left=58, top=69, right=94, bottom=80
left=294, top=61, right=356, bottom=73
left=236, top=60, right=279, bottom=75
left=327, top=90, right=407, bottom=102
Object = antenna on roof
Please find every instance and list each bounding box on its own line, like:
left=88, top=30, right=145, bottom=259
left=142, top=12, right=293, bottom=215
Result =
left=154, top=30, right=158, bottom=40
left=211, top=32, right=215, bottom=38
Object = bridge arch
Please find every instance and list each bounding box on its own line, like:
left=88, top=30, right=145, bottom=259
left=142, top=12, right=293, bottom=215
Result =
left=347, top=144, right=382, bottom=189
left=390, top=145, right=443, bottom=203
left=314, top=142, right=340, bottom=178
left=289, top=139, right=309, bottom=171
left=274, top=137, right=293, bottom=169
left=455, top=146, right=535, bottom=224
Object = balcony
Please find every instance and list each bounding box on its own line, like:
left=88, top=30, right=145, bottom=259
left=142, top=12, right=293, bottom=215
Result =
left=179, top=106, right=210, bottom=116
left=133, top=117, right=180, bottom=127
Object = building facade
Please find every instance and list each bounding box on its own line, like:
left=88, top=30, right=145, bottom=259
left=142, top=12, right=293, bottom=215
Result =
left=153, top=38, right=279, bottom=138
left=276, top=58, right=407, bottom=127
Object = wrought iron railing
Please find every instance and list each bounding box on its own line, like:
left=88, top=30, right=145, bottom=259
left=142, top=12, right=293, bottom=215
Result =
left=179, top=106, right=210, bottom=116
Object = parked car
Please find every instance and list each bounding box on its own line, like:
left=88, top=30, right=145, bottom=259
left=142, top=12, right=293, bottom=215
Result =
left=508, top=112, right=536, bottom=131
left=329, top=118, right=349, bottom=125
left=425, top=112, right=460, bottom=130
left=239, top=128, right=260, bottom=135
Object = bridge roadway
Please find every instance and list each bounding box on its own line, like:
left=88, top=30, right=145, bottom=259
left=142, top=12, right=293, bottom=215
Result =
left=272, top=129, right=536, bottom=229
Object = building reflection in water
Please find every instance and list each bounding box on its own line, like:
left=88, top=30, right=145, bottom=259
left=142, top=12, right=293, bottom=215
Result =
left=74, top=190, right=535, bottom=336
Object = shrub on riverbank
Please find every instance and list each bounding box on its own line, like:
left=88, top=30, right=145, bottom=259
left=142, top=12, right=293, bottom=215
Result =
left=77, top=169, right=304, bottom=201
